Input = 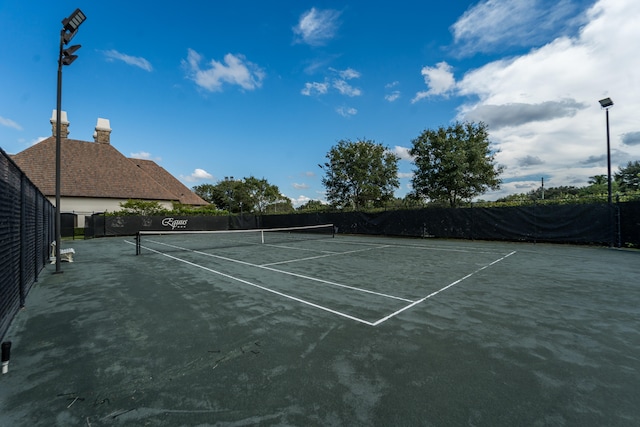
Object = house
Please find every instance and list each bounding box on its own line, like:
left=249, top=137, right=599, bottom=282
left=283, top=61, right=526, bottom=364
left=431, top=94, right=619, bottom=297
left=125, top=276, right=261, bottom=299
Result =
left=11, top=111, right=207, bottom=226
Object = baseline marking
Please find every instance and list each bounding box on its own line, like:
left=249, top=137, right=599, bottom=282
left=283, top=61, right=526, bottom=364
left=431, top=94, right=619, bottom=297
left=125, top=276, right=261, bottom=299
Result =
left=371, top=250, right=517, bottom=326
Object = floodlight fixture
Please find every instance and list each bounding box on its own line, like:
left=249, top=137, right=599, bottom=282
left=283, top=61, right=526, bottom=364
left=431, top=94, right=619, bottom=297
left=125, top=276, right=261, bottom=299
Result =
left=599, top=97, right=614, bottom=108
left=61, top=44, right=82, bottom=66
left=62, top=9, right=86, bottom=33
left=61, top=9, right=86, bottom=44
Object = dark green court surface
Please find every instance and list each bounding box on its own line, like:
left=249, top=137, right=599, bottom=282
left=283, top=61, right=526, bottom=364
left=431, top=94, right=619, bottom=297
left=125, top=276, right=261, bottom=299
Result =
left=1, top=235, right=638, bottom=426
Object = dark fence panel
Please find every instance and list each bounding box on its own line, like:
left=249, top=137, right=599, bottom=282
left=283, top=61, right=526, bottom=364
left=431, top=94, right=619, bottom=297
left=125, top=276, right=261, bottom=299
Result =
left=83, top=201, right=638, bottom=248
left=1, top=148, right=55, bottom=341
left=619, top=201, right=640, bottom=247
left=263, top=202, right=631, bottom=246
left=85, top=214, right=238, bottom=237
left=61, top=213, right=76, bottom=238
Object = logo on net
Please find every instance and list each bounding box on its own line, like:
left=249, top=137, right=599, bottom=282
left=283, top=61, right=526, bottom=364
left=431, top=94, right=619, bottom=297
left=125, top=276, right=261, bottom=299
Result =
left=161, top=217, right=188, bottom=230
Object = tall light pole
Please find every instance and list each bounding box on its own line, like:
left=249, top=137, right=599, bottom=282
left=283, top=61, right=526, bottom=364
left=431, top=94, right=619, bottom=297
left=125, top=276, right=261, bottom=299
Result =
left=55, top=8, right=86, bottom=273
left=598, top=97, right=614, bottom=247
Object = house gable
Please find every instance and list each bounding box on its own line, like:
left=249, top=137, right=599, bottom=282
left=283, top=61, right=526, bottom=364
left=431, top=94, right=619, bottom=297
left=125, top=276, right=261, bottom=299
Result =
left=11, top=113, right=208, bottom=206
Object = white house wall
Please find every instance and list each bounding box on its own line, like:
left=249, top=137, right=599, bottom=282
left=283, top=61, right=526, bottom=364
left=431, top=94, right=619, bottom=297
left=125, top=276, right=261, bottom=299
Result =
left=46, top=196, right=174, bottom=227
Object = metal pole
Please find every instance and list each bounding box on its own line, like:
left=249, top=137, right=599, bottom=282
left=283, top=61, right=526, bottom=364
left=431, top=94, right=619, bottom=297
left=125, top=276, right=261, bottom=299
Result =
left=55, top=31, right=63, bottom=273
left=606, top=108, right=612, bottom=205
left=605, top=107, right=613, bottom=247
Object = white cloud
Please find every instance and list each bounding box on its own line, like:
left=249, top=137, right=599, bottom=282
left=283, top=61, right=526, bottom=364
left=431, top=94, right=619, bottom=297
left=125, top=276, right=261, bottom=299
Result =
left=422, top=0, right=640, bottom=199
left=398, top=172, right=414, bottom=179
left=102, top=49, right=153, bottom=71
left=183, top=49, right=265, bottom=92
left=303, top=68, right=362, bottom=98
left=181, top=168, right=214, bottom=183
left=301, top=81, right=329, bottom=96
left=130, top=151, right=161, bottom=162
left=385, top=91, right=400, bottom=102
left=334, top=67, right=360, bottom=80
left=30, top=136, right=47, bottom=146
left=0, top=116, right=22, bottom=130
left=292, top=183, right=309, bottom=190
left=292, top=195, right=312, bottom=206
left=392, top=146, right=414, bottom=161
left=451, top=0, right=586, bottom=55
left=293, top=8, right=341, bottom=46
left=412, top=62, right=456, bottom=102
left=336, top=106, right=357, bottom=117
left=332, top=79, right=361, bottom=97
left=287, top=194, right=328, bottom=208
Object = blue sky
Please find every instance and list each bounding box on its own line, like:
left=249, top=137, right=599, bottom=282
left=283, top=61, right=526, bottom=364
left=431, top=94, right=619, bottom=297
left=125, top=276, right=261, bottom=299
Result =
left=2, top=0, right=639, bottom=205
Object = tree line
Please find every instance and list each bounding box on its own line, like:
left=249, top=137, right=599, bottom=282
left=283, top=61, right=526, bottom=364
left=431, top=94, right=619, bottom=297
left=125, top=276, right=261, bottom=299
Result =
left=187, top=122, right=638, bottom=214
left=192, top=121, right=503, bottom=213
left=495, top=161, right=640, bottom=204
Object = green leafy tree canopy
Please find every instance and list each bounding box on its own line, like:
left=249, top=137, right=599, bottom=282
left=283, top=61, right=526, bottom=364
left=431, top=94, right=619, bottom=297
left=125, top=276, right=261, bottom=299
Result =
left=410, top=122, right=503, bottom=207
left=614, top=160, right=640, bottom=193
left=117, top=199, right=168, bottom=216
left=320, top=139, right=399, bottom=210
left=193, top=177, right=288, bottom=214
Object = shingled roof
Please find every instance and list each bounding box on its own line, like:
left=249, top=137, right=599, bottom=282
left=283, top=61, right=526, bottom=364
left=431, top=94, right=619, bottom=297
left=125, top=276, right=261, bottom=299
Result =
left=12, top=136, right=208, bottom=205
left=130, top=158, right=208, bottom=206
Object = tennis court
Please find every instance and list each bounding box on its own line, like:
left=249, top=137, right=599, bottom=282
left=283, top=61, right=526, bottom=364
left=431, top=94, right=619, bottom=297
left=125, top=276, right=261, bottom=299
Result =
left=1, top=231, right=639, bottom=426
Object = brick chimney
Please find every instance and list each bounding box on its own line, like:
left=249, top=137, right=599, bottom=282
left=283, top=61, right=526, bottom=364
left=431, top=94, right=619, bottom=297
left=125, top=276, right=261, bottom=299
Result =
left=93, top=118, right=111, bottom=144
left=50, top=110, right=70, bottom=138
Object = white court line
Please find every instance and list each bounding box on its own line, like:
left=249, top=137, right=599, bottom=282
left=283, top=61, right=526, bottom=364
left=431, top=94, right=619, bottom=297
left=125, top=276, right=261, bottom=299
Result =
left=143, top=240, right=413, bottom=303
left=329, top=238, right=504, bottom=255
left=128, top=239, right=516, bottom=327
left=261, top=245, right=391, bottom=266
left=127, top=240, right=377, bottom=326
left=370, top=250, right=517, bottom=326
left=264, top=243, right=339, bottom=254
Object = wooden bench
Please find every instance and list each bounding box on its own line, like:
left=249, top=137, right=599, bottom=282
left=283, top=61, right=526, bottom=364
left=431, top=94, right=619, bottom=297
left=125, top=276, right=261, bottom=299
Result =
left=50, top=241, right=75, bottom=264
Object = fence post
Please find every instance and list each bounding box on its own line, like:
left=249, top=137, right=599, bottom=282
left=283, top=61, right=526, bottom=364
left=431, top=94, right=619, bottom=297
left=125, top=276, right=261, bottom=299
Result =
left=34, top=193, right=40, bottom=283
left=19, top=174, right=26, bottom=308
left=615, top=195, right=621, bottom=248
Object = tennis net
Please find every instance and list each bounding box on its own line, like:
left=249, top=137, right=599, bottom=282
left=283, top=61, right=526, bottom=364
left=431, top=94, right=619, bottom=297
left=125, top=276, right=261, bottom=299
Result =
left=135, top=223, right=335, bottom=255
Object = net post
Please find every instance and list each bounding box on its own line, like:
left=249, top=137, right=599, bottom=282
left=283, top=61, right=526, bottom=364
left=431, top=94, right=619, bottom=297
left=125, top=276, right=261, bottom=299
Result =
left=135, top=232, right=140, bottom=255
left=261, top=230, right=265, bottom=244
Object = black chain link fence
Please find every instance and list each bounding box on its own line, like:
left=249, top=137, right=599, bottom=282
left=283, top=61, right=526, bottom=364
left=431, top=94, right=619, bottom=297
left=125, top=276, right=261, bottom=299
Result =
left=1, top=148, right=55, bottom=341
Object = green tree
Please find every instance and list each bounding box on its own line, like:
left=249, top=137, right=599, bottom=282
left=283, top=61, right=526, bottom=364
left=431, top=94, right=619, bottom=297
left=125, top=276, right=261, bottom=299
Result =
left=244, top=176, right=284, bottom=214
left=588, top=175, right=607, bottom=186
left=579, top=175, right=612, bottom=197
left=116, top=199, right=168, bottom=216
left=269, top=198, right=295, bottom=214
left=193, top=181, right=240, bottom=212
left=192, top=183, right=219, bottom=204
left=614, top=160, right=640, bottom=193
left=320, top=139, right=399, bottom=210
left=410, top=122, right=503, bottom=207
left=297, top=199, right=326, bottom=212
